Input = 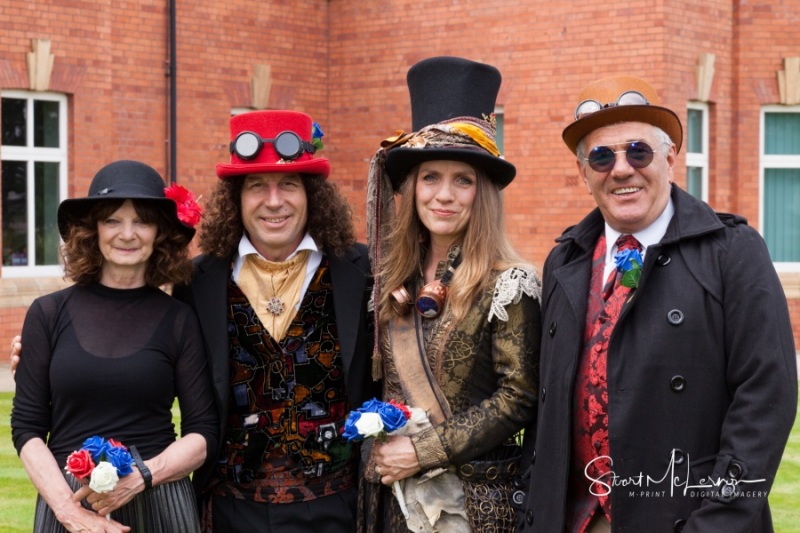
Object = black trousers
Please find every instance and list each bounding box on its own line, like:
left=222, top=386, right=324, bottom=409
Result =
left=211, top=488, right=357, bottom=533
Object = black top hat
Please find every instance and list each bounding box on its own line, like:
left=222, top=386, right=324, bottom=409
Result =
left=57, top=160, right=195, bottom=241
left=384, top=56, right=516, bottom=190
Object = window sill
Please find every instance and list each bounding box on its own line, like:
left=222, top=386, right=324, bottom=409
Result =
left=0, top=277, right=73, bottom=308
left=778, top=271, right=800, bottom=299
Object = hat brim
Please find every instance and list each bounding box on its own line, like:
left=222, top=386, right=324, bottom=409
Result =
left=57, top=197, right=195, bottom=241
left=215, top=158, right=331, bottom=179
left=562, top=105, right=683, bottom=155
left=384, top=147, right=516, bottom=191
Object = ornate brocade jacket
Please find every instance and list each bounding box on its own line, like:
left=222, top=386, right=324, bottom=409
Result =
left=382, top=267, right=542, bottom=470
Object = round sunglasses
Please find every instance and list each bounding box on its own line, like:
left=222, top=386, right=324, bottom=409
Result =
left=584, top=141, right=656, bottom=173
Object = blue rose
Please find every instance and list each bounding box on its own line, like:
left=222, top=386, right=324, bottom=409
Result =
left=358, top=398, right=384, bottom=414
left=614, top=248, right=643, bottom=289
left=311, top=122, right=325, bottom=151
left=378, top=403, right=407, bottom=433
left=105, top=446, right=134, bottom=477
left=82, top=436, right=109, bottom=463
left=343, top=412, right=364, bottom=441
left=614, top=248, right=643, bottom=273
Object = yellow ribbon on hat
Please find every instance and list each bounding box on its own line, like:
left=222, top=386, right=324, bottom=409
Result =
left=447, top=122, right=500, bottom=157
left=381, top=118, right=501, bottom=157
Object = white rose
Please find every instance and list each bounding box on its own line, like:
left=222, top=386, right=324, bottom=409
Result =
left=89, top=461, right=119, bottom=493
left=354, top=412, right=384, bottom=438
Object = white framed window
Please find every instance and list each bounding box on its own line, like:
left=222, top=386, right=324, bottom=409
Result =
left=1, top=91, right=68, bottom=277
left=760, top=105, right=800, bottom=270
left=686, top=102, right=709, bottom=202
left=495, top=105, right=505, bottom=157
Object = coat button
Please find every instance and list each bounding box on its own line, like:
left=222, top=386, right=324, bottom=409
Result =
left=512, top=489, right=525, bottom=506
left=541, top=387, right=546, bottom=403
left=670, top=376, right=686, bottom=392
left=549, top=321, right=557, bottom=336
left=667, top=309, right=684, bottom=325
left=727, top=462, right=742, bottom=480
left=672, top=448, right=686, bottom=465
left=721, top=484, right=736, bottom=498
left=526, top=509, right=534, bottom=525
left=657, top=253, right=671, bottom=266
left=673, top=519, right=686, bottom=532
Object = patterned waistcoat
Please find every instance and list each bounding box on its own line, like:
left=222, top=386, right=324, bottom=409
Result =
left=212, top=258, right=357, bottom=503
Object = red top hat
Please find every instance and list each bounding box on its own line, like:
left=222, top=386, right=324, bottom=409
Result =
left=216, top=110, right=330, bottom=179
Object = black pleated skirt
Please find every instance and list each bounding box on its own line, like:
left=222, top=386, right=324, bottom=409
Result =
left=34, top=472, right=201, bottom=533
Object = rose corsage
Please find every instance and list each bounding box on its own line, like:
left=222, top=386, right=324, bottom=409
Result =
left=344, top=398, right=419, bottom=518
left=614, top=247, right=644, bottom=289
left=164, top=184, right=203, bottom=228
left=65, top=436, right=134, bottom=495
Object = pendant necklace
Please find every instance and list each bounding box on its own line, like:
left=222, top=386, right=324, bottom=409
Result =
left=267, top=272, right=285, bottom=316
left=267, top=296, right=285, bottom=316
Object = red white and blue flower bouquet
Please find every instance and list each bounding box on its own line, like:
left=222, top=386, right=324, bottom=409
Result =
left=344, top=398, right=429, bottom=519
left=65, top=436, right=134, bottom=519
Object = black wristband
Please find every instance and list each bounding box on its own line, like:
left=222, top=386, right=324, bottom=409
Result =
left=129, top=445, right=153, bottom=490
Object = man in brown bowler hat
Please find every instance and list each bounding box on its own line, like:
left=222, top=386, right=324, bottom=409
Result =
left=518, top=76, right=796, bottom=532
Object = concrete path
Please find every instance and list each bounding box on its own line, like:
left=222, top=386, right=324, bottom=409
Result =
left=0, top=362, right=14, bottom=393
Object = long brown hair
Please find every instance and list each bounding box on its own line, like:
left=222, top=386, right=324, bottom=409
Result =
left=61, top=199, right=193, bottom=286
left=378, top=165, right=531, bottom=323
left=199, top=174, right=356, bottom=258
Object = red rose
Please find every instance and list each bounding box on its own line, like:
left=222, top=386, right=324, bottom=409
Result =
left=107, top=438, right=126, bottom=449
left=65, top=449, right=95, bottom=479
left=388, top=399, right=412, bottom=420
left=164, top=184, right=203, bottom=228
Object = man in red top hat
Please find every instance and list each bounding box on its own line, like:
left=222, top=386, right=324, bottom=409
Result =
left=519, top=76, right=796, bottom=532
left=171, top=110, right=376, bottom=532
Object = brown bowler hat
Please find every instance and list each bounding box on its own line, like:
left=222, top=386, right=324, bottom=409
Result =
left=562, top=75, right=683, bottom=155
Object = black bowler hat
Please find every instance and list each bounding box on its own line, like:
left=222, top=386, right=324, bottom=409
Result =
left=384, top=56, right=516, bottom=190
left=57, top=160, right=196, bottom=241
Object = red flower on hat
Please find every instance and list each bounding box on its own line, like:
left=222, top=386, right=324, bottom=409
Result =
left=164, top=184, right=203, bottom=228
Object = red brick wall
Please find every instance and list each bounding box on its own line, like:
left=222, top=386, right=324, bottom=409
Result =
left=730, top=0, right=800, bottom=345
left=328, top=0, right=736, bottom=264
left=0, top=0, right=332, bottom=360
left=0, top=306, right=24, bottom=358
left=1, top=0, right=799, bottom=357
left=327, top=0, right=800, bottom=348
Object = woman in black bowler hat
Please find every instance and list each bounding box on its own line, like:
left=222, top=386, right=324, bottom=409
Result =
left=11, top=160, right=217, bottom=532
left=361, top=56, right=541, bottom=532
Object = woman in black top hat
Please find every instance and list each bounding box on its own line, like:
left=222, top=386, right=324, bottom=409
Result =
left=11, top=160, right=218, bottom=533
left=361, top=57, right=541, bottom=532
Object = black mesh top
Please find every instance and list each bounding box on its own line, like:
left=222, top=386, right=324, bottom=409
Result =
left=12, top=283, right=218, bottom=465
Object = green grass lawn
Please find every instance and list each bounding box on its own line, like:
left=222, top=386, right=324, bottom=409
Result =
left=772, top=393, right=800, bottom=532
left=0, top=392, right=797, bottom=531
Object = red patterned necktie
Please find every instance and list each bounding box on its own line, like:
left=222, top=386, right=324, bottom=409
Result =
left=570, top=234, right=643, bottom=531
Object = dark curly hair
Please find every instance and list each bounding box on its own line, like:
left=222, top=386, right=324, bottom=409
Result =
left=61, top=199, right=193, bottom=286
left=199, top=174, right=356, bottom=259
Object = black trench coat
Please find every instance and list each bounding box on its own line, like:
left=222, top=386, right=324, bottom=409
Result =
left=521, top=186, right=797, bottom=533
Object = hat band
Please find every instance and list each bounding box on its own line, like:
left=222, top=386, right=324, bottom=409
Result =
left=386, top=116, right=501, bottom=157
